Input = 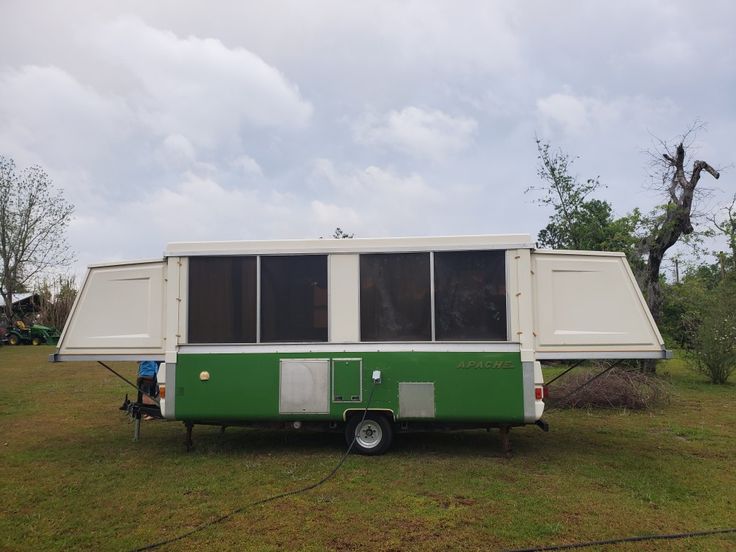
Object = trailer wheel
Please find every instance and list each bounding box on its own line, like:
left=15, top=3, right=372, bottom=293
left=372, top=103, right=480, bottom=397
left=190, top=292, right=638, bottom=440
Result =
left=8, top=334, right=19, bottom=346
left=346, top=412, right=393, bottom=455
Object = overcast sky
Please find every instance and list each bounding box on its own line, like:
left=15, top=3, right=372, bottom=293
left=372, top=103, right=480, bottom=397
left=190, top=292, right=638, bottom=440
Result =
left=1, top=1, right=734, bottom=278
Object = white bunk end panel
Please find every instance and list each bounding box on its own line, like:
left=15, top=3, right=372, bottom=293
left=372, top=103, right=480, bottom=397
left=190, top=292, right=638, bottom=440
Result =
left=56, top=260, right=166, bottom=358
left=532, top=251, right=665, bottom=357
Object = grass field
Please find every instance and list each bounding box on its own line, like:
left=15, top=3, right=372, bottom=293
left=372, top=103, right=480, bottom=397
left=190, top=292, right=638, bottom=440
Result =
left=1, top=347, right=734, bottom=551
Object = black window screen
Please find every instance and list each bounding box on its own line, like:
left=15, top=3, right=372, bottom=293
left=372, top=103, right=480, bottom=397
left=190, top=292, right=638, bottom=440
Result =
left=360, top=253, right=431, bottom=341
left=188, top=256, right=257, bottom=343
left=261, top=255, right=328, bottom=342
left=434, top=250, right=507, bottom=341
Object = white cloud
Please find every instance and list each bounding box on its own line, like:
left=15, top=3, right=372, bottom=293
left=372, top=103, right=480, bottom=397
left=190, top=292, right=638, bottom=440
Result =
left=310, top=159, right=446, bottom=235
left=536, top=92, right=678, bottom=135
left=0, top=65, right=134, bottom=169
left=156, top=134, right=198, bottom=170
left=231, top=154, right=263, bottom=177
left=354, top=106, right=477, bottom=160
left=69, top=172, right=300, bottom=268
left=310, top=200, right=360, bottom=228
left=91, top=17, right=313, bottom=148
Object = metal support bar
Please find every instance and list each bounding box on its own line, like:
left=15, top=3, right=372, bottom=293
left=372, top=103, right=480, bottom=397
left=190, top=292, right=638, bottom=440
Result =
left=185, top=423, right=194, bottom=452
left=551, top=360, right=623, bottom=406
left=98, top=361, right=160, bottom=405
left=545, top=360, right=585, bottom=386
left=133, top=415, right=141, bottom=442
left=499, top=425, right=512, bottom=457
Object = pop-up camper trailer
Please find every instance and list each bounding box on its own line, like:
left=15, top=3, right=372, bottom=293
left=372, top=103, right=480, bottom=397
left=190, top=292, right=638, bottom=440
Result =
left=51, top=235, right=668, bottom=454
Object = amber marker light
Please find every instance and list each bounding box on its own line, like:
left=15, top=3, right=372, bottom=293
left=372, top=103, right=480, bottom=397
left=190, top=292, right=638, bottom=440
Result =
left=159, top=385, right=166, bottom=399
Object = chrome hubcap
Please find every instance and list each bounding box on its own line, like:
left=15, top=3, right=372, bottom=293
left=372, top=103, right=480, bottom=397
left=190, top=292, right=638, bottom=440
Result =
left=355, top=420, right=382, bottom=449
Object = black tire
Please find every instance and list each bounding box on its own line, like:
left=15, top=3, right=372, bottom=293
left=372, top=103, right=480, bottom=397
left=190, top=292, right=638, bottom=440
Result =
left=31, top=337, right=43, bottom=346
left=345, top=412, right=393, bottom=455
left=8, top=334, right=19, bottom=346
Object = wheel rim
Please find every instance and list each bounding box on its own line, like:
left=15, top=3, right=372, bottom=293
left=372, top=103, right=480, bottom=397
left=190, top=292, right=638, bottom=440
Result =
left=355, top=419, right=383, bottom=449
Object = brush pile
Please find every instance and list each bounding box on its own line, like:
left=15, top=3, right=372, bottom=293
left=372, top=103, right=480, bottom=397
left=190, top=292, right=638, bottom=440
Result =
left=549, top=366, right=671, bottom=410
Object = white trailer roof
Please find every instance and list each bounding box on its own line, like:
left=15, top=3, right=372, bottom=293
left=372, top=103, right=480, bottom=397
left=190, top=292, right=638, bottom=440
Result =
left=165, top=234, right=534, bottom=257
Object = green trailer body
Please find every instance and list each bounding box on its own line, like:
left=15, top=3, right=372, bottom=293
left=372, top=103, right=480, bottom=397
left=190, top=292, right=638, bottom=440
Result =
left=174, top=351, right=524, bottom=424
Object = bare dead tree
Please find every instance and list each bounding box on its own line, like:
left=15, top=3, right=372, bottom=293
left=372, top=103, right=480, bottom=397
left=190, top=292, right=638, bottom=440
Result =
left=36, top=275, right=77, bottom=330
left=640, top=127, right=720, bottom=332
left=0, top=156, right=75, bottom=322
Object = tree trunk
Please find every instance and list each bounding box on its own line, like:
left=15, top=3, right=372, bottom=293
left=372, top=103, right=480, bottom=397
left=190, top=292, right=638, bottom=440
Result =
left=640, top=142, right=719, bottom=373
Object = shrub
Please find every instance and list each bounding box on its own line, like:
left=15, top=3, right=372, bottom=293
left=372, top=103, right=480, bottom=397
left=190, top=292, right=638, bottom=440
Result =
left=686, top=278, right=736, bottom=384
left=549, top=367, right=671, bottom=410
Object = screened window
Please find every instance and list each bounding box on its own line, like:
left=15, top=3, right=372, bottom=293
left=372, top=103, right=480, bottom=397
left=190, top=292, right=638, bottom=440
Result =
left=434, top=250, right=507, bottom=341
left=188, top=256, right=257, bottom=343
left=360, top=253, right=431, bottom=341
left=261, top=255, right=328, bottom=342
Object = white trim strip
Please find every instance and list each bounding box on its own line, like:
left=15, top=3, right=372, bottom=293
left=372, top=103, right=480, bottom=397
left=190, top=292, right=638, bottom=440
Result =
left=87, top=258, right=164, bottom=269
left=536, top=350, right=670, bottom=360
left=51, top=353, right=166, bottom=362
left=178, top=342, right=521, bottom=354
left=166, top=235, right=534, bottom=257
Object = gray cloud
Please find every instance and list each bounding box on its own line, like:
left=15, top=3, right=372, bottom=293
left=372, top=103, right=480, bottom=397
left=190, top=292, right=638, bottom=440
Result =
left=0, top=0, right=733, bottom=279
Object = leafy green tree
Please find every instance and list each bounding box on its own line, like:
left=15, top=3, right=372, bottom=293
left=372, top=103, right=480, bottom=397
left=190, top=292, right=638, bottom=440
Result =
left=660, top=270, right=711, bottom=348
left=332, top=227, right=354, bottom=239
left=529, top=139, right=643, bottom=268
left=708, top=193, right=736, bottom=271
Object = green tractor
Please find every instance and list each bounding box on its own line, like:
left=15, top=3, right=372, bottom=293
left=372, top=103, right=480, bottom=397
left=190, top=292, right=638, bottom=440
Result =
left=6, top=321, right=61, bottom=346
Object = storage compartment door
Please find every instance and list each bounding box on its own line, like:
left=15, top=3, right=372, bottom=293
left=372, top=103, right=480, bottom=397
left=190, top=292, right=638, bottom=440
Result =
left=332, top=359, right=362, bottom=402
left=279, top=359, right=330, bottom=414
left=532, top=251, right=666, bottom=358
left=54, top=261, right=166, bottom=360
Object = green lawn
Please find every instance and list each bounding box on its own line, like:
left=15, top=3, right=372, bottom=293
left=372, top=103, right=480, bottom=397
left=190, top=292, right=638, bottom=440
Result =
left=1, top=347, right=734, bottom=551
